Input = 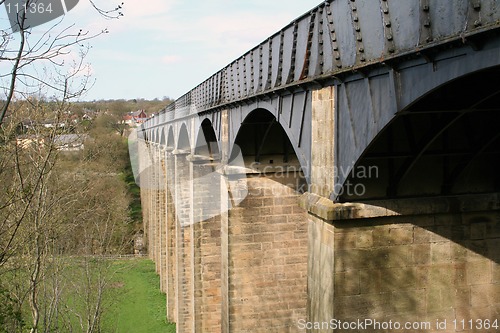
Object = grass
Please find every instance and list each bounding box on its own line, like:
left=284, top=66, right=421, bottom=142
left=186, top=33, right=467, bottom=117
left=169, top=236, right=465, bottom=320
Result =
left=104, top=259, right=176, bottom=333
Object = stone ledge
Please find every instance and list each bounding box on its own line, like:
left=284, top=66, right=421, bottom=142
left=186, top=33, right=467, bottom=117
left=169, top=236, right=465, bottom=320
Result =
left=299, top=192, right=339, bottom=221
left=299, top=192, right=393, bottom=221
left=186, top=154, right=221, bottom=164
left=171, top=149, right=191, bottom=155
left=299, top=192, right=500, bottom=222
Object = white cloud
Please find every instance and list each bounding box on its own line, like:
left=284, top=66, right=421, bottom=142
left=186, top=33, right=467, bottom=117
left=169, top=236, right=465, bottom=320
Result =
left=161, top=55, right=182, bottom=64
left=61, top=0, right=319, bottom=100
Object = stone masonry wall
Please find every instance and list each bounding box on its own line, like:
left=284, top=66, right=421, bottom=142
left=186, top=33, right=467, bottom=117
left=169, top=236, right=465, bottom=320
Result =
left=159, top=152, right=167, bottom=292
left=175, top=153, right=194, bottom=333
left=193, top=163, right=222, bottom=332
left=301, top=193, right=500, bottom=333
left=153, top=147, right=160, bottom=266
left=166, top=150, right=177, bottom=323
left=224, top=174, right=308, bottom=332
left=145, top=154, right=309, bottom=332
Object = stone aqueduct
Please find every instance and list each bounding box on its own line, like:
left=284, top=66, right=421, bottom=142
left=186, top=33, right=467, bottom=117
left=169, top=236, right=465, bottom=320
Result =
left=137, top=1, right=500, bottom=332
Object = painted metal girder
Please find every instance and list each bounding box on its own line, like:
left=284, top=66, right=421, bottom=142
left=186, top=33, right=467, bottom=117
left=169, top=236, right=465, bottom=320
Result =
left=334, top=33, right=500, bottom=200
left=140, top=0, right=500, bottom=201
left=142, top=0, right=500, bottom=125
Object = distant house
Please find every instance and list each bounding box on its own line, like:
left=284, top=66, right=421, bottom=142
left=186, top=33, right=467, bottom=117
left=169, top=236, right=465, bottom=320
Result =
left=42, top=120, right=66, bottom=128
left=82, top=108, right=98, bottom=121
left=53, top=134, right=89, bottom=151
left=131, top=110, right=148, bottom=124
left=122, top=110, right=148, bottom=126
left=16, top=135, right=45, bottom=149
left=122, top=114, right=134, bottom=125
left=20, top=119, right=68, bottom=131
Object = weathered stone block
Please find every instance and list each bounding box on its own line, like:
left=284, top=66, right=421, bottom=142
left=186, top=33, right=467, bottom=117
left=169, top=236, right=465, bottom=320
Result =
left=334, top=231, right=356, bottom=249
left=493, top=262, right=500, bottom=283
left=470, top=283, right=500, bottom=308
left=413, top=226, right=432, bottom=243
left=412, top=243, right=431, bottom=265
left=467, top=260, right=492, bottom=285
left=334, top=270, right=360, bottom=296
left=431, top=242, right=452, bottom=263
left=356, top=230, right=374, bottom=248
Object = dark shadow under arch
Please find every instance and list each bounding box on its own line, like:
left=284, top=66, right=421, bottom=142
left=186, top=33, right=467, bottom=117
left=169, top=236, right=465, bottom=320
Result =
left=177, top=124, right=190, bottom=151
left=195, top=119, right=220, bottom=160
left=139, top=129, right=147, bottom=142
left=339, top=65, right=500, bottom=202
left=231, top=108, right=308, bottom=191
left=167, top=127, right=175, bottom=150
left=232, top=109, right=294, bottom=163
left=160, top=128, right=166, bottom=146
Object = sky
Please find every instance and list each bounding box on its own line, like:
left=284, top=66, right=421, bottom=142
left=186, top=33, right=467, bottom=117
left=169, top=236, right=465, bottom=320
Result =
left=1, top=1, right=320, bottom=101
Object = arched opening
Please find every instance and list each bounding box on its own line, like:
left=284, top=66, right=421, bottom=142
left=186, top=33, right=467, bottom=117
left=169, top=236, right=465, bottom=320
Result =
left=191, top=119, right=223, bottom=329
left=191, top=119, right=222, bottom=221
left=231, top=108, right=307, bottom=192
left=138, top=129, right=146, bottom=142
left=177, top=124, right=190, bottom=151
left=166, top=127, right=175, bottom=150
left=338, top=66, right=500, bottom=202
left=160, top=128, right=166, bottom=146
left=223, top=108, right=308, bottom=329
left=163, top=125, right=177, bottom=321
left=194, top=119, right=220, bottom=160
left=154, top=129, right=159, bottom=143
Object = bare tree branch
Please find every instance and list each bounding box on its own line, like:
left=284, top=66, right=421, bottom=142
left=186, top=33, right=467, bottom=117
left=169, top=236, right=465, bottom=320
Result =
left=89, top=0, right=124, bottom=19
left=0, top=8, right=27, bottom=125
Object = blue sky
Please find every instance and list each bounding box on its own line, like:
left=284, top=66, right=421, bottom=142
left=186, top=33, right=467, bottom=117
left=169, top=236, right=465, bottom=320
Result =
left=0, top=0, right=318, bottom=101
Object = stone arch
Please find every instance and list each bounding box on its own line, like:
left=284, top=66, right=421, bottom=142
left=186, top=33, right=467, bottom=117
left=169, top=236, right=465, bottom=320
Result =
left=339, top=65, right=500, bottom=202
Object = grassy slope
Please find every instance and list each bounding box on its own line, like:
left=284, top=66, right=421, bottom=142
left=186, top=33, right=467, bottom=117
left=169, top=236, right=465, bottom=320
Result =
left=105, top=259, right=176, bottom=333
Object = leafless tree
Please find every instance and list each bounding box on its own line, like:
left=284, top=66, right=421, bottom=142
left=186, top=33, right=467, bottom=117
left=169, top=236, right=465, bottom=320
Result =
left=0, top=1, right=127, bottom=332
left=0, top=0, right=124, bottom=125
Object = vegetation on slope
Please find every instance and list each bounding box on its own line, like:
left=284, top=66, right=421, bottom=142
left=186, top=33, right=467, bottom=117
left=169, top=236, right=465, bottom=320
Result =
left=105, top=259, right=176, bottom=333
left=0, top=99, right=170, bottom=332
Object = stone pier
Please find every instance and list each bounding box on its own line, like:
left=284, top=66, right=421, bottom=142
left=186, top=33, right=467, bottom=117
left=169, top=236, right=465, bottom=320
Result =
left=140, top=86, right=500, bottom=333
